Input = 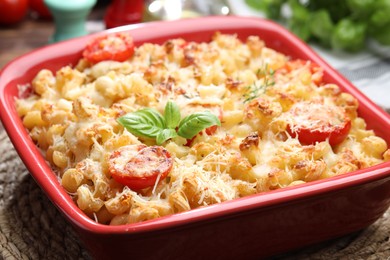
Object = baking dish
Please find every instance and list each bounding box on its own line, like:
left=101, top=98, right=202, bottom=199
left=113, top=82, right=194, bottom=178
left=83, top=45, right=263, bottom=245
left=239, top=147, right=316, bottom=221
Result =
left=1, top=16, right=390, bottom=259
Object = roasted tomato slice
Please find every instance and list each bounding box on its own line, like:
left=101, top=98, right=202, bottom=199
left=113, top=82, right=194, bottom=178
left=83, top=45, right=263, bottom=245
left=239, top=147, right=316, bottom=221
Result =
left=108, top=145, right=173, bottom=190
left=284, top=59, right=323, bottom=85
left=82, top=32, right=135, bottom=64
left=285, top=102, right=351, bottom=146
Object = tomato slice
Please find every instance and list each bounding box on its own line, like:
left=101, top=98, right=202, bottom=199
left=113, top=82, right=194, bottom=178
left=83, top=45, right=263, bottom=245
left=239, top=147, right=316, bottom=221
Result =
left=283, top=59, right=323, bottom=85
left=285, top=102, right=351, bottom=146
left=82, top=32, right=135, bottom=64
left=108, top=145, right=173, bottom=190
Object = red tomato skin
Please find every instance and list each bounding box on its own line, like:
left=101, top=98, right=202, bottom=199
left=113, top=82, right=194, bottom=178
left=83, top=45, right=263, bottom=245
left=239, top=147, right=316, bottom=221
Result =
left=283, top=59, right=323, bottom=85
left=30, top=0, right=52, bottom=19
left=112, top=174, right=156, bottom=191
left=185, top=135, right=196, bottom=147
left=109, top=146, right=173, bottom=190
left=82, top=33, right=135, bottom=64
left=205, top=125, right=218, bottom=135
left=288, top=119, right=351, bottom=146
left=286, top=102, right=351, bottom=146
left=0, top=0, right=28, bottom=25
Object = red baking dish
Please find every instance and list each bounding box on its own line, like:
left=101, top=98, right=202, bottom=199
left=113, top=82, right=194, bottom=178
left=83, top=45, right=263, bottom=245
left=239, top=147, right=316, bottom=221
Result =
left=1, top=16, right=390, bottom=259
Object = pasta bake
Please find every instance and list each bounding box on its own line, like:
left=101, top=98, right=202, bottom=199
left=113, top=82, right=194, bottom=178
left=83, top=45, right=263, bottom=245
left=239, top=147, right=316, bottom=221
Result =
left=16, top=32, right=390, bottom=225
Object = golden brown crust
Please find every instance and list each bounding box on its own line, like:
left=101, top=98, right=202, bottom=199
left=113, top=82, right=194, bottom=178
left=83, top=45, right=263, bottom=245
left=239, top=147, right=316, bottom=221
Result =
left=16, top=32, right=389, bottom=225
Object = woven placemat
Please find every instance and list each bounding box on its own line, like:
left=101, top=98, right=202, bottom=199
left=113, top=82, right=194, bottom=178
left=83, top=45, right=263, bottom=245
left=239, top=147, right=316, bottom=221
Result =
left=0, top=126, right=389, bottom=260
left=0, top=127, right=91, bottom=260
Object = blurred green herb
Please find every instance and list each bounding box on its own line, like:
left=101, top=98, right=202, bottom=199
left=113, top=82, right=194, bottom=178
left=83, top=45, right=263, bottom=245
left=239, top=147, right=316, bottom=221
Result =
left=245, top=0, right=390, bottom=52
left=245, top=0, right=285, bottom=19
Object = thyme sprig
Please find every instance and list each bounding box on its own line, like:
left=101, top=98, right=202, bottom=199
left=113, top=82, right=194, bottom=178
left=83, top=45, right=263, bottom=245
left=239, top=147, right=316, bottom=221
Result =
left=243, top=66, right=275, bottom=103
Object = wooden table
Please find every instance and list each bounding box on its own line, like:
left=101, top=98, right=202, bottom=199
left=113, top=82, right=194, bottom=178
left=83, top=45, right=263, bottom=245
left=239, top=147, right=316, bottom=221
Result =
left=0, top=3, right=108, bottom=69
left=1, top=19, right=51, bottom=69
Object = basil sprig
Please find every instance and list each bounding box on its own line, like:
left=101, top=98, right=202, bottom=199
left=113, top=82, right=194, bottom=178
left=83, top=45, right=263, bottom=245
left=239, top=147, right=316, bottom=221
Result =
left=117, top=101, right=221, bottom=145
left=177, top=111, right=220, bottom=139
left=116, top=108, right=165, bottom=138
left=164, top=100, right=181, bottom=129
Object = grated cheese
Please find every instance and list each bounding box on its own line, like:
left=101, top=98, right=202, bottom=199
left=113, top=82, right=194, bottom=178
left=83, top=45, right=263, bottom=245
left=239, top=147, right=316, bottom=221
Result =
left=15, top=32, right=390, bottom=225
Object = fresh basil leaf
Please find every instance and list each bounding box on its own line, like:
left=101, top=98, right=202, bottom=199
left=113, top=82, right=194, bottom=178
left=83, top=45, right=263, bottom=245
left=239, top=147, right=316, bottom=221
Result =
left=177, top=111, right=221, bottom=139
left=136, top=108, right=166, bottom=128
left=117, top=110, right=165, bottom=138
left=156, top=128, right=178, bottom=145
left=164, top=101, right=181, bottom=129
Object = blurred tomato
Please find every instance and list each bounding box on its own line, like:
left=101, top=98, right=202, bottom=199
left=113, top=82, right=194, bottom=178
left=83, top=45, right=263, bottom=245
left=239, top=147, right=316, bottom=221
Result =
left=0, top=0, right=28, bottom=25
left=30, top=0, right=51, bottom=19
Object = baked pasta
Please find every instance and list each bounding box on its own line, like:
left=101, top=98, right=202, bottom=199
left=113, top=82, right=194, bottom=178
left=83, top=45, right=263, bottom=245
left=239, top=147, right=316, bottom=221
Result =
left=16, top=32, right=390, bottom=225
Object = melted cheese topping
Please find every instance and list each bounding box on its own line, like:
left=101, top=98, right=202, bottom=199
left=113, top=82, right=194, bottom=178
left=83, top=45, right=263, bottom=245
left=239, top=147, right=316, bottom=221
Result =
left=15, top=32, right=389, bottom=225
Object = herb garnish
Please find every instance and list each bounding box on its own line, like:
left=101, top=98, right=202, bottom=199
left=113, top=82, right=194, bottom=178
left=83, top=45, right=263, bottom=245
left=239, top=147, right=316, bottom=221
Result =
left=117, top=101, right=221, bottom=145
left=243, top=66, right=275, bottom=103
